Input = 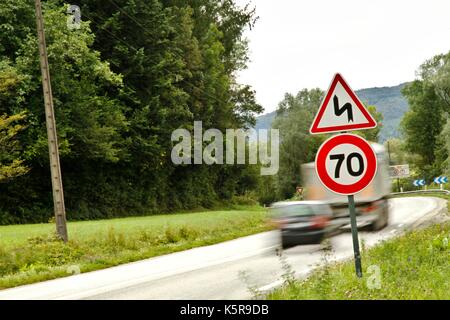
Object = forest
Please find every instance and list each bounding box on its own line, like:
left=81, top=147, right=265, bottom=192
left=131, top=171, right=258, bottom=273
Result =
left=0, top=0, right=263, bottom=223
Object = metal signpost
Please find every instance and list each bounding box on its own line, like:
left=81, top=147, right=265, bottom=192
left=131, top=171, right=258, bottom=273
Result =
left=310, top=73, right=378, bottom=278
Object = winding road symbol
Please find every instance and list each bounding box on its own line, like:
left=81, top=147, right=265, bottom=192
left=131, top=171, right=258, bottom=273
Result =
left=333, top=95, right=354, bottom=122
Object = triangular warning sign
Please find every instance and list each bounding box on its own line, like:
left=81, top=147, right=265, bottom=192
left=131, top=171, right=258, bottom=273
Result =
left=310, top=73, right=377, bottom=134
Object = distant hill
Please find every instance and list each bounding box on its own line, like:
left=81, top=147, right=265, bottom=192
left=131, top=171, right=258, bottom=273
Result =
left=253, top=83, right=409, bottom=142
left=356, top=83, right=409, bottom=141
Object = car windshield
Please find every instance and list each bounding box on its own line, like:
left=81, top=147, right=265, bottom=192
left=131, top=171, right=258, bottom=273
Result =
left=271, top=204, right=315, bottom=217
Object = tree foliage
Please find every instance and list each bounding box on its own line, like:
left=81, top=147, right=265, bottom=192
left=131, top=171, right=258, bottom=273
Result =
left=353, top=105, right=383, bottom=142
left=400, top=51, right=450, bottom=178
left=0, top=112, right=28, bottom=182
left=0, top=0, right=262, bottom=224
left=271, top=89, right=325, bottom=199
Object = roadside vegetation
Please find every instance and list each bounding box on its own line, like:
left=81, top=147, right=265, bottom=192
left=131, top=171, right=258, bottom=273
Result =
left=384, top=52, right=450, bottom=188
left=0, top=205, right=270, bottom=289
left=267, top=220, right=449, bottom=300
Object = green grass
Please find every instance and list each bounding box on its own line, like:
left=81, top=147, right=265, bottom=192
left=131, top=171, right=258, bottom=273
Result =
left=267, top=221, right=450, bottom=300
left=0, top=205, right=271, bottom=289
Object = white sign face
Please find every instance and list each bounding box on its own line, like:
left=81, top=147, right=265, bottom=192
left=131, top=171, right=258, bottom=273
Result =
left=310, top=73, right=377, bottom=134
left=389, top=165, right=410, bottom=178
left=325, top=143, right=368, bottom=186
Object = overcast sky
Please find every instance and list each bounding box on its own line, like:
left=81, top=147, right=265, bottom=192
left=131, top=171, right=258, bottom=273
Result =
left=235, top=0, right=450, bottom=114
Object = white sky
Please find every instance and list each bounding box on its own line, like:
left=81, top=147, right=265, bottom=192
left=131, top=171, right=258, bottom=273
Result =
left=235, top=0, right=450, bottom=113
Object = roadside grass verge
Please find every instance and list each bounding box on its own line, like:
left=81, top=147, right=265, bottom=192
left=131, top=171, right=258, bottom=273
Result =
left=0, top=205, right=270, bottom=289
left=267, top=221, right=450, bottom=300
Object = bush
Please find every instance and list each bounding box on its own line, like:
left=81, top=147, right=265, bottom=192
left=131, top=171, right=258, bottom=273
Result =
left=231, top=194, right=259, bottom=206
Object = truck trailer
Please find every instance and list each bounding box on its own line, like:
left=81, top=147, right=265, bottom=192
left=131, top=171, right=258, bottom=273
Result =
left=301, top=142, right=391, bottom=231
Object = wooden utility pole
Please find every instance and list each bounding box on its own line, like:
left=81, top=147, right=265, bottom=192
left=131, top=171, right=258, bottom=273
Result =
left=34, top=0, right=68, bottom=242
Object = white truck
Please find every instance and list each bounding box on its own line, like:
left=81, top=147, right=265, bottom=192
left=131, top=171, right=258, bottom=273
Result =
left=301, top=142, right=391, bottom=231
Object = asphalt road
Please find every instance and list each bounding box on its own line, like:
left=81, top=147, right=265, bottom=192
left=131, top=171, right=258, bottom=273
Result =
left=0, top=196, right=446, bottom=300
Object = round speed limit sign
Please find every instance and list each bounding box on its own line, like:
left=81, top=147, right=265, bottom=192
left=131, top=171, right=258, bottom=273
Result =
left=315, top=134, right=377, bottom=195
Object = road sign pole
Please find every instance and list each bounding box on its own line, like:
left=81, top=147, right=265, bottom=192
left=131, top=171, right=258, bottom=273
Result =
left=348, top=195, right=362, bottom=278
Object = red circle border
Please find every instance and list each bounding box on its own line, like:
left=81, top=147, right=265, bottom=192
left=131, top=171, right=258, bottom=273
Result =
left=315, top=134, right=377, bottom=195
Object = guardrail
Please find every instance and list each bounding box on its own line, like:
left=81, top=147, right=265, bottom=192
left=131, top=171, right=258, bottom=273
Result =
left=390, top=189, right=450, bottom=196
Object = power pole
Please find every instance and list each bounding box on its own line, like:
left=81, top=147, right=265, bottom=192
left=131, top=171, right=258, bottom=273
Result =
left=34, top=0, right=68, bottom=242
left=387, top=140, right=392, bottom=165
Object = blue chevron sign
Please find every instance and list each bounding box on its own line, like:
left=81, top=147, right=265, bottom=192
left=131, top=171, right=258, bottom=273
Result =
left=433, top=176, right=448, bottom=184
left=413, top=179, right=426, bottom=187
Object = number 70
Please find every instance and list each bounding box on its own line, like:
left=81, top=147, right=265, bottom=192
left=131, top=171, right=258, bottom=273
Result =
left=329, top=153, right=364, bottom=179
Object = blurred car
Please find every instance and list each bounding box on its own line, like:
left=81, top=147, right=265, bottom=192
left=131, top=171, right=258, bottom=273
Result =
left=269, top=201, right=339, bottom=249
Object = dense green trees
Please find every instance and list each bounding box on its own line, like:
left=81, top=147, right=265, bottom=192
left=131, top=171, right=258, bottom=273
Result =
left=0, top=61, right=28, bottom=183
left=0, top=113, right=28, bottom=182
left=401, top=81, right=445, bottom=173
left=400, top=51, right=450, bottom=180
left=0, top=0, right=262, bottom=223
left=270, top=89, right=324, bottom=200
